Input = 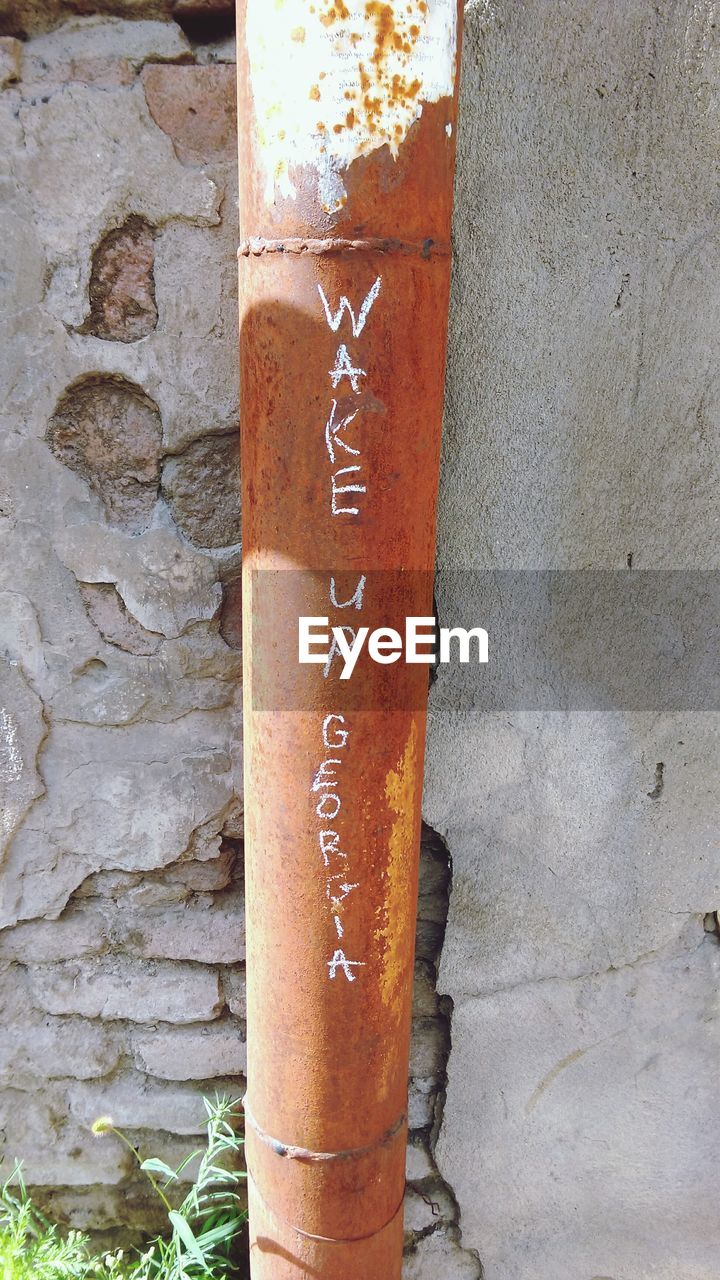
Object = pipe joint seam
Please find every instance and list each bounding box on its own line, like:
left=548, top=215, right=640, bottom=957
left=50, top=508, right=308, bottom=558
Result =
left=238, top=235, right=450, bottom=258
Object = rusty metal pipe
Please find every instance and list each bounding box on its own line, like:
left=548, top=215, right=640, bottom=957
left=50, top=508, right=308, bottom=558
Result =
left=236, top=4, right=463, bottom=1276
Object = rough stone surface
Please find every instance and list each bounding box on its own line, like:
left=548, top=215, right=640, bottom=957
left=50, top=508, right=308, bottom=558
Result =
left=0, top=659, right=46, bottom=871
left=0, top=36, right=22, bottom=85
left=0, top=1019, right=122, bottom=1086
left=83, top=217, right=158, bottom=343
left=0, top=7, right=182, bottom=40
left=161, top=433, right=241, bottom=548
left=131, top=1023, right=246, bottom=1079
left=47, top=378, right=162, bottom=531
left=424, top=2, right=720, bottom=1277
left=68, top=1076, right=226, bottom=1134
left=78, top=582, right=163, bottom=655
left=28, top=957, right=224, bottom=1022
left=439, top=941, right=720, bottom=1280
left=141, top=63, right=237, bottom=165
left=0, top=23, right=248, bottom=1235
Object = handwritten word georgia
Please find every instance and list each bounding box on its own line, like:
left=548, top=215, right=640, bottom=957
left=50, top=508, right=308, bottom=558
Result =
left=311, top=713, right=364, bottom=983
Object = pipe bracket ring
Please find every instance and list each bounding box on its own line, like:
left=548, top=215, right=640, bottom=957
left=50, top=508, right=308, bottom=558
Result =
left=248, top=1170, right=407, bottom=1246
left=243, top=1096, right=406, bottom=1164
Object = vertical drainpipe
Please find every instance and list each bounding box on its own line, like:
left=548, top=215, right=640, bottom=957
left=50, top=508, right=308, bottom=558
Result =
left=236, top=3, right=463, bottom=1277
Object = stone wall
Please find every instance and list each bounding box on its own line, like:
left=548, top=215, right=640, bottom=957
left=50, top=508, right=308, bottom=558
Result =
left=0, top=11, right=479, bottom=1275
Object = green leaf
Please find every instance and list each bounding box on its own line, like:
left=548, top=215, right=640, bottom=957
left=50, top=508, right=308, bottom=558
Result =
left=139, top=1158, right=178, bottom=1182
left=169, top=1211, right=207, bottom=1270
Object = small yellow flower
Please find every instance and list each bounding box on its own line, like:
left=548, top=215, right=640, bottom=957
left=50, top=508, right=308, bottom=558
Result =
left=91, top=1115, right=114, bottom=1135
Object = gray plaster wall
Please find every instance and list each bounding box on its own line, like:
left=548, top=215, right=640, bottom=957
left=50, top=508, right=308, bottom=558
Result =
left=426, top=1, right=720, bottom=1276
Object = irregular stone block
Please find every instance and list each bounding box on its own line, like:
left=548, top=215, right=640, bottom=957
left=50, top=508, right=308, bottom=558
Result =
left=412, top=960, right=441, bottom=1018
left=405, top=1139, right=435, bottom=1183
left=407, top=1077, right=437, bottom=1133
left=403, top=1182, right=457, bottom=1238
left=58, top=523, right=222, bottom=637
left=0, top=908, right=110, bottom=962
left=220, top=967, right=246, bottom=1018
left=83, top=217, right=157, bottom=343
left=402, top=1227, right=482, bottom=1280
left=0, top=1018, right=121, bottom=1085
left=167, top=845, right=236, bottom=891
left=47, top=377, right=162, bottom=533
left=161, top=434, right=240, bottom=548
left=2, top=712, right=236, bottom=926
left=78, top=582, right=162, bottom=656
left=28, top=957, right=223, bottom=1023
left=0, top=36, right=22, bottom=86
left=0, top=659, right=45, bottom=869
left=124, top=903, right=245, bottom=964
left=23, top=16, right=190, bottom=70
left=33, top=1182, right=169, bottom=1242
left=219, top=572, right=242, bottom=651
left=141, top=64, right=237, bottom=165
left=16, top=82, right=220, bottom=328
left=0, top=1094, right=132, bottom=1186
left=68, top=1075, right=215, bottom=1135
left=410, top=1017, right=448, bottom=1080
left=132, top=1022, right=246, bottom=1080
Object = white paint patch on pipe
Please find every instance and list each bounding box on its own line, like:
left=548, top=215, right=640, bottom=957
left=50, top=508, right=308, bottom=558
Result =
left=245, top=0, right=457, bottom=212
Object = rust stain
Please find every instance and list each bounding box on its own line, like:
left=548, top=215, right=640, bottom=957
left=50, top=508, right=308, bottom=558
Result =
left=320, top=0, right=350, bottom=24
left=377, top=721, right=419, bottom=1015
left=309, top=0, right=430, bottom=147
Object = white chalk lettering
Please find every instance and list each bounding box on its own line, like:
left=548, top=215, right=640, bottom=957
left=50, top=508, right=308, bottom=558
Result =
left=325, top=400, right=360, bottom=465
left=311, top=758, right=342, bottom=791
left=317, top=277, right=381, bottom=337
left=331, top=466, right=366, bottom=516
left=322, top=713, right=349, bottom=749
left=327, top=949, right=365, bottom=982
left=329, top=345, right=366, bottom=394
left=329, top=575, right=366, bottom=611
left=327, top=878, right=360, bottom=908
left=319, top=830, right=344, bottom=857
left=316, top=792, right=341, bottom=820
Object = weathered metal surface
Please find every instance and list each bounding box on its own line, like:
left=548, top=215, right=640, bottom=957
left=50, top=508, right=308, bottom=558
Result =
left=236, top=3, right=463, bottom=1275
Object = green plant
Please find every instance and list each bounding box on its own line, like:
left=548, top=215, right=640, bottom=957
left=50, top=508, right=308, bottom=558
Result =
left=0, top=1165, right=123, bottom=1279
left=0, top=1097, right=247, bottom=1280
left=93, top=1096, right=247, bottom=1280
